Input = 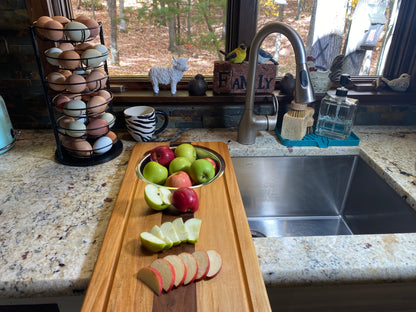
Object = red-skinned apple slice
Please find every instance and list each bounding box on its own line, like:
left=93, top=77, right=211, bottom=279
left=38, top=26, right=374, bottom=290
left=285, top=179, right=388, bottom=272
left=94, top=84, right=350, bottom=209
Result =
left=206, top=250, right=222, bottom=278
left=192, top=251, right=210, bottom=280
left=164, top=254, right=187, bottom=287
left=137, top=266, right=163, bottom=296
left=178, top=252, right=198, bottom=285
left=150, top=258, right=175, bottom=292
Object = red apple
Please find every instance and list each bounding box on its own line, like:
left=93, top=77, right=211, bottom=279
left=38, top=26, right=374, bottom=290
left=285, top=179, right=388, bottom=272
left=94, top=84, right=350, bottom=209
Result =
left=165, top=171, right=192, bottom=188
left=178, top=252, right=198, bottom=285
left=171, top=187, right=199, bottom=212
left=204, top=157, right=217, bottom=173
left=206, top=250, right=222, bottom=278
left=164, top=255, right=187, bottom=287
left=137, top=266, right=163, bottom=295
left=150, top=146, right=175, bottom=167
left=150, top=258, right=176, bottom=292
left=192, top=251, right=210, bottom=280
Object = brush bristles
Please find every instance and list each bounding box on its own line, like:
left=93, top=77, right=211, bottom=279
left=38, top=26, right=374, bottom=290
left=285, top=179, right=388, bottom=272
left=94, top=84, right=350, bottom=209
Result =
left=286, top=109, right=307, bottom=118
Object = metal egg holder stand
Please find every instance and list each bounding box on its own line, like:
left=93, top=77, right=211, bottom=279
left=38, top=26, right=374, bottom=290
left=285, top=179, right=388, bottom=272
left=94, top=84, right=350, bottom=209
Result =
left=30, top=21, right=123, bottom=166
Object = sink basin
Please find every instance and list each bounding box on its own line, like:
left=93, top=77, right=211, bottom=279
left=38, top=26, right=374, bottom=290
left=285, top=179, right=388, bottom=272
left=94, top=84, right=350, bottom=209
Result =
left=232, top=155, right=416, bottom=237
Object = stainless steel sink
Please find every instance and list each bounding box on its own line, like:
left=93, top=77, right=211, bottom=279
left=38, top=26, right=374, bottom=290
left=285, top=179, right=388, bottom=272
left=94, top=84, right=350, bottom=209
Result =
left=232, top=155, right=416, bottom=237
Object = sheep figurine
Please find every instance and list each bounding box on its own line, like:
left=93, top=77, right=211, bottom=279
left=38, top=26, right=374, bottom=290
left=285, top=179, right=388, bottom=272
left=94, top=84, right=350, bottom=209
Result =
left=149, top=56, right=189, bottom=95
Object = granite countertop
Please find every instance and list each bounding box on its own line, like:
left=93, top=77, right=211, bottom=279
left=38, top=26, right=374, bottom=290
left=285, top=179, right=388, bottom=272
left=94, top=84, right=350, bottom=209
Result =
left=1, top=126, right=416, bottom=298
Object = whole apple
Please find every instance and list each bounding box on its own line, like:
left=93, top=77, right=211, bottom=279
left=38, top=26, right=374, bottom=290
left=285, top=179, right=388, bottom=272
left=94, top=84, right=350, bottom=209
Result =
left=189, top=159, right=215, bottom=184
left=165, top=171, right=193, bottom=188
left=204, top=157, right=217, bottom=173
left=169, top=156, right=192, bottom=175
left=174, top=143, right=196, bottom=163
left=143, top=161, right=169, bottom=185
left=150, top=146, right=175, bottom=167
left=171, top=187, right=199, bottom=212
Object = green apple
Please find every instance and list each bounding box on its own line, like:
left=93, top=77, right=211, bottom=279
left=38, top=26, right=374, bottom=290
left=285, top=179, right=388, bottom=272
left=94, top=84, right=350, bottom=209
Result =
left=144, top=184, right=172, bottom=210
left=150, top=225, right=173, bottom=249
left=174, top=143, right=196, bottom=163
left=160, top=221, right=182, bottom=246
left=185, top=218, right=202, bottom=244
left=140, top=231, right=167, bottom=252
left=189, top=159, right=215, bottom=184
left=168, top=157, right=192, bottom=175
left=142, top=161, right=168, bottom=185
left=172, top=218, right=189, bottom=243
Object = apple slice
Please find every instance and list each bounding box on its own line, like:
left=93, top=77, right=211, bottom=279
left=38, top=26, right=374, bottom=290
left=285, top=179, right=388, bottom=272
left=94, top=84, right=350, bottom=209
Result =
left=140, top=232, right=166, bottom=252
left=184, top=218, right=202, bottom=244
left=164, top=254, right=187, bottom=287
left=172, top=218, right=189, bottom=243
left=160, top=221, right=182, bottom=246
left=150, top=258, right=175, bottom=292
left=178, top=252, right=198, bottom=285
left=137, top=266, right=163, bottom=296
left=150, top=225, right=173, bottom=250
left=206, top=250, right=222, bottom=278
left=192, top=251, right=210, bottom=280
left=144, top=184, right=172, bottom=211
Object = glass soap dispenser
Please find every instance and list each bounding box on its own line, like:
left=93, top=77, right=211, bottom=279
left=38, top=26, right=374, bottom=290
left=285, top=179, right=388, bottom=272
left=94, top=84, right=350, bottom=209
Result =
left=315, top=74, right=358, bottom=140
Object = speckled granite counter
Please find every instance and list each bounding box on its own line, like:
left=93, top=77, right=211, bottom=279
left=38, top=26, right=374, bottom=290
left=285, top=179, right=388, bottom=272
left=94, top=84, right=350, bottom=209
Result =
left=1, top=126, right=416, bottom=298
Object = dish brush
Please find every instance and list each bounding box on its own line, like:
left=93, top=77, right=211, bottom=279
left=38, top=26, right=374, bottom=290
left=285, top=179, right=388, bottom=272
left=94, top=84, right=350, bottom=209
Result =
left=305, top=107, right=315, bottom=134
left=281, top=101, right=309, bottom=140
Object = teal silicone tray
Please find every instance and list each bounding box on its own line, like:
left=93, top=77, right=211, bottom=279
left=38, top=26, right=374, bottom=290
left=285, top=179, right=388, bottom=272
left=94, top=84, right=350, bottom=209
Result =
left=275, top=128, right=360, bottom=148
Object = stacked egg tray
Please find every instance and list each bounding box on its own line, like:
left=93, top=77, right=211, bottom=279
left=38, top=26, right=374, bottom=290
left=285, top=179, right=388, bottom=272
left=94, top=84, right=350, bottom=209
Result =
left=31, top=15, right=123, bottom=166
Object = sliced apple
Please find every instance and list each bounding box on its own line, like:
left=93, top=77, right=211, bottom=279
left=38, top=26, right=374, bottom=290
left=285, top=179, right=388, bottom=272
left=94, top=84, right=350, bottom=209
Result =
left=160, top=221, right=182, bottom=246
left=192, top=251, right=210, bottom=280
left=178, top=252, right=198, bottom=285
left=172, top=217, right=189, bottom=243
left=164, top=254, right=187, bottom=287
left=150, top=225, right=173, bottom=250
left=150, top=258, right=175, bottom=292
left=137, top=266, right=163, bottom=296
left=140, top=232, right=166, bottom=252
left=144, top=184, right=172, bottom=211
left=184, top=218, right=202, bottom=244
left=206, top=250, right=222, bottom=278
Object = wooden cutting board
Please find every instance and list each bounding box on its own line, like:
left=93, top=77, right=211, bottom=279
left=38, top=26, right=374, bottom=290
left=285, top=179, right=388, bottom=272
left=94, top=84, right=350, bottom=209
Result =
left=81, top=142, right=271, bottom=312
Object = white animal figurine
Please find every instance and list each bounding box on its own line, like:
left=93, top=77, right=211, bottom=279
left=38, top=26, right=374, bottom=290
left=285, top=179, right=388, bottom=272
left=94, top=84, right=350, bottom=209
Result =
left=149, top=56, right=189, bottom=95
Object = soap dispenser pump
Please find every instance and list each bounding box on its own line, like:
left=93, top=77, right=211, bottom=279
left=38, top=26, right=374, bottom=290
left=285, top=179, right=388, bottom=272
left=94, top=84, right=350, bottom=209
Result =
left=315, top=74, right=358, bottom=140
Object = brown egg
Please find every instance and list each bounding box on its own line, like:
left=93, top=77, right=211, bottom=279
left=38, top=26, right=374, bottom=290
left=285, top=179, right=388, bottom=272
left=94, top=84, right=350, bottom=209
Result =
left=52, top=16, right=70, bottom=24
left=58, top=116, right=75, bottom=134
left=35, top=16, right=53, bottom=37
left=71, top=138, right=93, bottom=157
left=106, top=131, right=118, bottom=143
left=68, top=93, right=82, bottom=100
left=54, top=94, right=71, bottom=112
left=87, top=118, right=109, bottom=137
left=66, top=74, right=87, bottom=93
left=74, top=42, right=93, bottom=55
left=82, top=18, right=100, bottom=38
left=58, top=69, right=72, bottom=78
left=86, top=69, right=108, bottom=91
left=87, top=95, right=107, bottom=116
left=58, top=42, right=74, bottom=51
left=44, top=20, right=64, bottom=41
left=46, top=72, right=66, bottom=91
left=58, top=50, right=81, bottom=70
left=97, top=89, right=112, bottom=101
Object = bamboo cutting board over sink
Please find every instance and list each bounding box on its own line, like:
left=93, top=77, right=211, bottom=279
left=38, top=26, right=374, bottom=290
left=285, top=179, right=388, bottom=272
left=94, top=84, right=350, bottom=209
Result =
left=81, top=141, right=271, bottom=311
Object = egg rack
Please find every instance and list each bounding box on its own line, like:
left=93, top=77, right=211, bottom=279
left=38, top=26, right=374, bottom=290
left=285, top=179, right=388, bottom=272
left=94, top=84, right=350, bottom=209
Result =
left=30, top=18, right=123, bottom=167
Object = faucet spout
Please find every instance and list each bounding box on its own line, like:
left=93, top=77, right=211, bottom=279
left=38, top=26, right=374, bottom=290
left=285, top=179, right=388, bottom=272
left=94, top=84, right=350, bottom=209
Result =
left=237, top=22, right=315, bottom=145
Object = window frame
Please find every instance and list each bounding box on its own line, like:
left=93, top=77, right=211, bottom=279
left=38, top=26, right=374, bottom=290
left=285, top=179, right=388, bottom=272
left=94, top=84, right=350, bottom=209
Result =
left=27, top=0, right=415, bottom=106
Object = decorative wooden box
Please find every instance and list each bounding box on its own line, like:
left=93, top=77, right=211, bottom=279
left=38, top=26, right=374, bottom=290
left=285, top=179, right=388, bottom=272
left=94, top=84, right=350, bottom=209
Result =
left=213, top=61, right=277, bottom=94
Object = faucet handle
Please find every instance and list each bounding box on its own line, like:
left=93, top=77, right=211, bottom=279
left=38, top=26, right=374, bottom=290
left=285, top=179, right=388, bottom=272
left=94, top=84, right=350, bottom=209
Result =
left=266, top=91, right=280, bottom=131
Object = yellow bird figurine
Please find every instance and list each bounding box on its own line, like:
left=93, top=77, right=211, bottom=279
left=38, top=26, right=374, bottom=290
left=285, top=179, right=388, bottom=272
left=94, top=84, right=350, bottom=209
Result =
left=222, top=43, right=247, bottom=64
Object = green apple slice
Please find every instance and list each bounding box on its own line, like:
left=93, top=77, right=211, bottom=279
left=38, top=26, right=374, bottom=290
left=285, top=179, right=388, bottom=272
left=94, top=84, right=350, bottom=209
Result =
left=150, top=225, right=173, bottom=249
left=140, top=232, right=167, bottom=252
left=172, top=218, right=189, bottom=243
left=144, top=184, right=172, bottom=211
left=160, top=222, right=182, bottom=246
left=185, top=218, right=202, bottom=244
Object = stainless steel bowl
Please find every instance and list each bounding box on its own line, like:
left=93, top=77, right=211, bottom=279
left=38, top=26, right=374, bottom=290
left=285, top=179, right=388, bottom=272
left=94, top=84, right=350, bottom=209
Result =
left=135, top=144, right=225, bottom=189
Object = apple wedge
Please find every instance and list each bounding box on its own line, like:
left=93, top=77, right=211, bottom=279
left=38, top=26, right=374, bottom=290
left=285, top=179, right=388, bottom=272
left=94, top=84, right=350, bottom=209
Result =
left=178, top=252, right=198, bottom=285
left=140, top=232, right=166, bottom=252
left=184, top=218, right=202, bottom=244
left=150, top=258, right=175, bottom=292
left=160, top=221, right=182, bottom=246
left=137, top=266, right=163, bottom=296
left=206, top=250, right=222, bottom=278
left=144, top=184, right=172, bottom=211
left=164, top=254, right=187, bottom=287
left=172, top=217, right=189, bottom=243
left=150, top=225, right=173, bottom=250
left=192, top=251, right=210, bottom=280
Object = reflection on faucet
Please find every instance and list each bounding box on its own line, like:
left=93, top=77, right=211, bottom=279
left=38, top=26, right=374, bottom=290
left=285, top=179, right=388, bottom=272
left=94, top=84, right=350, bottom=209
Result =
left=237, top=22, right=315, bottom=145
